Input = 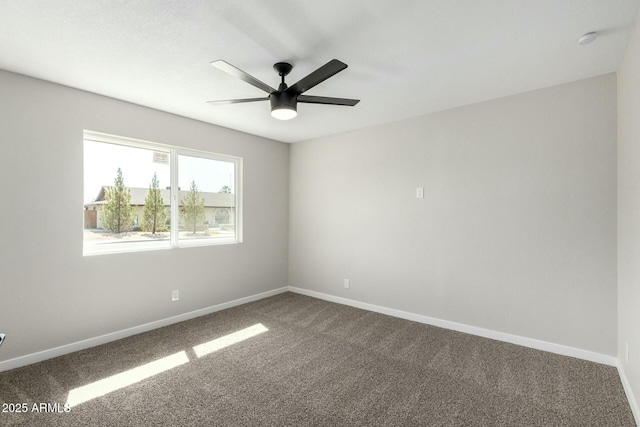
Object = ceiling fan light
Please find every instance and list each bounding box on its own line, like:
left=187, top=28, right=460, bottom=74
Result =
left=271, top=106, right=298, bottom=120
left=270, top=91, right=298, bottom=120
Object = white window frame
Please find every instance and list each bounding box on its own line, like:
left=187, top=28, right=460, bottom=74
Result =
left=83, top=130, right=243, bottom=256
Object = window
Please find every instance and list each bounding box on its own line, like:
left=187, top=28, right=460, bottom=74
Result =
left=83, top=131, right=242, bottom=255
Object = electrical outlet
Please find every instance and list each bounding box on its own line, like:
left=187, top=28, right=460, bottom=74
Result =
left=172, top=289, right=179, bottom=302
left=416, top=187, right=424, bottom=199
left=626, top=342, right=629, bottom=363
left=0, top=333, right=5, bottom=347
left=344, top=279, right=350, bottom=289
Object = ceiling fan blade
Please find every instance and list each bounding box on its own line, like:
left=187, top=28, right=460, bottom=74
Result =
left=210, top=60, right=276, bottom=94
left=297, top=95, right=360, bottom=106
left=287, top=59, right=348, bottom=95
left=207, top=97, right=269, bottom=105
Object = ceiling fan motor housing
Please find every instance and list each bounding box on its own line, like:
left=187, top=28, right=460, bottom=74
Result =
left=270, top=90, right=297, bottom=115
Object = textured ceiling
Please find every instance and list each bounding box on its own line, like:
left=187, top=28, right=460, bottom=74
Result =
left=0, top=1, right=638, bottom=143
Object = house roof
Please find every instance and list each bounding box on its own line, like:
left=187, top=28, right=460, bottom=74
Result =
left=87, top=187, right=234, bottom=208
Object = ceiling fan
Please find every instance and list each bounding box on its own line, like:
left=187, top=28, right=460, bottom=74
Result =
left=208, top=59, right=360, bottom=120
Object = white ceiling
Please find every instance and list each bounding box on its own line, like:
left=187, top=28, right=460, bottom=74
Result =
left=0, top=1, right=638, bottom=143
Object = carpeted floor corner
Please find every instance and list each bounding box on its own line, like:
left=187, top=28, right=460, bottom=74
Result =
left=0, top=292, right=636, bottom=426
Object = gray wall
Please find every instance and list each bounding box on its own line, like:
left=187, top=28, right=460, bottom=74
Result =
left=618, top=17, right=640, bottom=413
left=289, top=74, right=617, bottom=356
left=0, top=70, right=289, bottom=362
left=0, top=67, right=622, bottom=368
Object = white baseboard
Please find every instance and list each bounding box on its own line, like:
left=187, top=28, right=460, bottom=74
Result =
left=617, top=362, right=640, bottom=425
left=287, top=286, right=618, bottom=367
left=0, top=284, right=621, bottom=371
left=0, top=286, right=289, bottom=373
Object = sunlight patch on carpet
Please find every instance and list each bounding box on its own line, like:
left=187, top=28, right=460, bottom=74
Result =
left=193, top=323, right=268, bottom=358
left=65, top=323, right=268, bottom=407
left=65, top=351, right=189, bottom=407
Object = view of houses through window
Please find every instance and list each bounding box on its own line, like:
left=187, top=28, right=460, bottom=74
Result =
left=83, top=132, right=241, bottom=255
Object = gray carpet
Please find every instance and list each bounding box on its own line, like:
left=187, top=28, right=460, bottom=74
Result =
left=0, top=292, right=635, bottom=426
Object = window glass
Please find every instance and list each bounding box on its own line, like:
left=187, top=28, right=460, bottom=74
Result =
left=178, top=154, right=236, bottom=244
left=83, top=132, right=241, bottom=255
